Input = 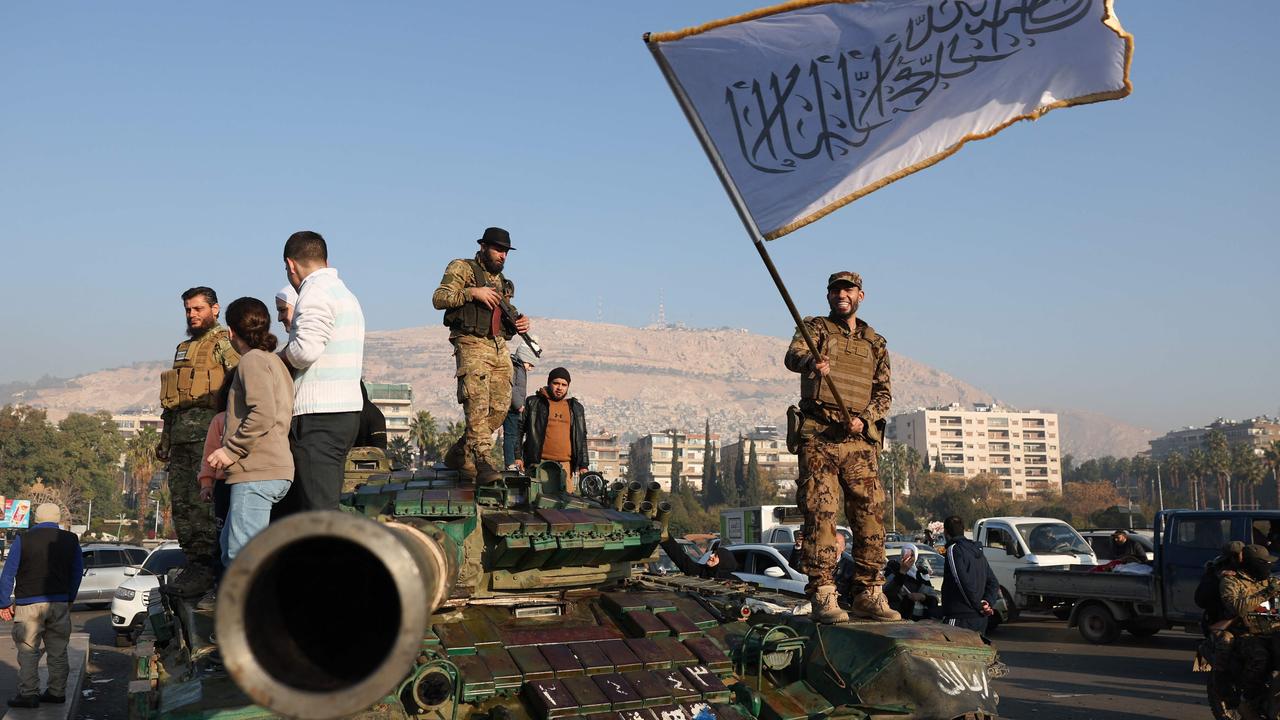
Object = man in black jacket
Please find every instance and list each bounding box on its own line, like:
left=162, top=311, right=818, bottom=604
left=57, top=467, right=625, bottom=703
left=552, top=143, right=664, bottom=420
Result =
left=516, top=367, right=588, bottom=488
left=502, top=344, right=537, bottom=469
left=940, top=515, right=998, bottom=633
left=0, top=504, right=83, bottom=708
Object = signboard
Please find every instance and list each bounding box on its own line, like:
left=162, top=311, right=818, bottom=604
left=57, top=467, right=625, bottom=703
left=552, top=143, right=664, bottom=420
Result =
left=0, top=498, right=32, bottom=529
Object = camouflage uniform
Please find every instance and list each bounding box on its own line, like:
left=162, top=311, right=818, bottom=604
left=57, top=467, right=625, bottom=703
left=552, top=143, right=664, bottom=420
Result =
left=785, top=307, right=891, bottom=596
left=159, top=324, right=239, bottom=572
left=432, top=253, right=517, bottom=473
left=1219, top=572, right=1280, bottom=694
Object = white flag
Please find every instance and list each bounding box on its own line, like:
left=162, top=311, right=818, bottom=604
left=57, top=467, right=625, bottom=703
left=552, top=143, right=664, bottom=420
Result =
left=648, top=0, right=1133, bottom=239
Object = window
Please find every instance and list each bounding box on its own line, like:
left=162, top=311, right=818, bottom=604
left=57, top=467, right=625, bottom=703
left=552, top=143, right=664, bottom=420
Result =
left=1174, top=518, right=1231, bottom=549
left=87, top=549, right=124, bottom=568
left=124, top=548, right=149, bottom=565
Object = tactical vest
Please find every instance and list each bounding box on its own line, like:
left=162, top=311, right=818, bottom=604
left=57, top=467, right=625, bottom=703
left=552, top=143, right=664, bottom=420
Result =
left=159, top=327, right=229, bottom=410
left=442, top=259, right=513, bottom=339
left=800, top=317, right=876, bottom=414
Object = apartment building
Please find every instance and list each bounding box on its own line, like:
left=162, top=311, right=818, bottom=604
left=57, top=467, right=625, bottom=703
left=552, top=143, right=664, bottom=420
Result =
left=1148, top=416, right=1280, bottom=461
left=886, top=403, right=1063, bottom=500
left=365, top=382, right=413, bottom=442
left=112, top=412, right=163, bottom=439
left=587, top=433, right=626, bottom=480
left=719, top=426, right=800, bottom=494
left=628, top=430, right=720, bottom=492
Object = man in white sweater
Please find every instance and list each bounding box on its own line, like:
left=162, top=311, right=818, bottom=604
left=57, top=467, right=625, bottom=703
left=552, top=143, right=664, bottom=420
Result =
left=276, top=230, right=366, bottom=515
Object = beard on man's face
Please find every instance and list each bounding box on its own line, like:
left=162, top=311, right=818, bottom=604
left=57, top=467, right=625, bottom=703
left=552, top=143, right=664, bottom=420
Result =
left=483, top=253, right=505, bottom=274
left=829, top=297, right=859, bottom=318
left=186, top=315, right=214, bottom=338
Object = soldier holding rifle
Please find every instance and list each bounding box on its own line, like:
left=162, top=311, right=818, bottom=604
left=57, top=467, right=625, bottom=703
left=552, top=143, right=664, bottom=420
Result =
left=432, top=227, right=534, bottom=484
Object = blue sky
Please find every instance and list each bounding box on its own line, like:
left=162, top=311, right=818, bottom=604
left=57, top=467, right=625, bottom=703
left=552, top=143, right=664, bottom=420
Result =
left=1, top=1, right=1275, bottom=432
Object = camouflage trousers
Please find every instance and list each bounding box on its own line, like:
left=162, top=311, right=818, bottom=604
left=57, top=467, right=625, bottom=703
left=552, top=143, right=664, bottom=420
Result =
left=453, top=335, right=513, bottom=466
left=796, top=433, right=885, bottom=595
left=167, top=442, right=219, bottom=569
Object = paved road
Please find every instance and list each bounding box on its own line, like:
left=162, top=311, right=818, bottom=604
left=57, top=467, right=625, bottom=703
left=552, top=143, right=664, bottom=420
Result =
left=0, top=606, right=132, bottom=720
left=993, top=613, right=1209, bottom=720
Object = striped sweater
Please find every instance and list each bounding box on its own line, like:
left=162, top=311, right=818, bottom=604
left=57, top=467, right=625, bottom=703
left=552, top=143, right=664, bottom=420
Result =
left=283, top=267, right=365, bottom=415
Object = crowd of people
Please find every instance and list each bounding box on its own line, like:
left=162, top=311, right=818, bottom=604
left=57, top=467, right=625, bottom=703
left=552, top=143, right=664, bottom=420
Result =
left=156, top=227, right=579, bottom=605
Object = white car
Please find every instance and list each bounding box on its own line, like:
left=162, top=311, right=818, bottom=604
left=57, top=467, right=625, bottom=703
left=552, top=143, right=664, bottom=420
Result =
left=726, top=544, right=809, bottom=595
left=110, top=543, right=186, bottom=642
left=78, top=543, right=149, bottom=608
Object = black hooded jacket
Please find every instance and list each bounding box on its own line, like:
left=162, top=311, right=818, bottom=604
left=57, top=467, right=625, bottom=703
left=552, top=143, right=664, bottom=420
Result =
left=660, top=538, right=739, bottom=580
left=941, top=536, right=999, bottom=619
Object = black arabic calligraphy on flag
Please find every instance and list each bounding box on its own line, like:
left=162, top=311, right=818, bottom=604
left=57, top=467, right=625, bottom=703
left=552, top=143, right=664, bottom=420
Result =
left=649, top=0, right=1133, bottom=239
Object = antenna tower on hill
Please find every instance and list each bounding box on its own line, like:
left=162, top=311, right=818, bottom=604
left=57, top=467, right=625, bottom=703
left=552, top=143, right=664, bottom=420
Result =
left=657, top=289, right=666, bottom=326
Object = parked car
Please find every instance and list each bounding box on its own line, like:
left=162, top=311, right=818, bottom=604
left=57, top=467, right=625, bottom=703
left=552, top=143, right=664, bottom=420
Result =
left=111, top=543, right=186, bottom=643
left=78, top=543, right=149, bottom=608
left=1080, top=530, right=1155, bottom=562
left=727, top=543, right=809, bottom=595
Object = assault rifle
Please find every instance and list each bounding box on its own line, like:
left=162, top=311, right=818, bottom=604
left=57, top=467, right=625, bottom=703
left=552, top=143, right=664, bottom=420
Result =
left=498, top=297, right=542, bottom=357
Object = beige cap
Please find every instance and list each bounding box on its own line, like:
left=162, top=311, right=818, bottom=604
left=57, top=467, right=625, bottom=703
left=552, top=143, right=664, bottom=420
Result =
left=34, top=503, right=61, bottom=524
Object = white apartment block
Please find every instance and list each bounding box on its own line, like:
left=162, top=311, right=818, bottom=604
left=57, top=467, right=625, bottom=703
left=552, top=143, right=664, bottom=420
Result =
left=113, top=412, right=164, bottom=439
left=719, top=426, right=800, bottom=495
left=628, top=431, right=720, bottom=492
left=365, top=382, right=413, bottom=442
left=886, top=403, right=1062, bottom=500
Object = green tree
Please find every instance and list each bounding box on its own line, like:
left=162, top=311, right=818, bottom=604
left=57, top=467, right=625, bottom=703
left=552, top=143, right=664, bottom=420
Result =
left=742, top=440, right=762, bottom=505
left=1264, top=441, right=1280, bottom=509
left=0, top=405, right=62, bottom=495
left=669, top=432, right=682, bottom=494
left=1164, top=451, right=1185, bottom=502
left=733, top=435, right=745, bottom=504
left=124, top=427, right=160, bottom=515
left=56, top=411, right=127, bottom=521
left=721, top=439, right=740, bottom=507
left=408, top=410, right=440, bottom=467
left=386, top=436, right=414, bottom=469
left=701, top=420, right=723, bottom=505
left=1188, top=448, right=1208, bottom=509
left=1232, top=442, right=1266, bottom=509
left=1206, top=430, right=1231, bottom=509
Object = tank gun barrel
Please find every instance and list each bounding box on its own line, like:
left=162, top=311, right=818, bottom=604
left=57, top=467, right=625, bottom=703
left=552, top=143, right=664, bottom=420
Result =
left=215, top=511, right=458, bottom=720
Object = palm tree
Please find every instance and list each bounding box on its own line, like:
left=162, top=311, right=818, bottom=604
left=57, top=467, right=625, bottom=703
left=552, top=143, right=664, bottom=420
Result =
left=124, top=427, right=159, bottom=514
left=1263, top=440, right=1280, bottom=509
left=386, top=436, right=414, bottom=469
left=1206, top=430, right=1231, bottom=510
left=408, top=411, right=439, bottom=467
left=1188, top=448, right=1207, bottom=510
left=1232, top=442, right=1266, bottom=510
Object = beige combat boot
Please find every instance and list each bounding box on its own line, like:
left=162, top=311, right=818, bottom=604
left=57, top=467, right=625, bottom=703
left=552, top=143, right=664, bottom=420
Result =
left=850, top=585, right=902, bottom=621
left=809, top=585, right=850, bottom=624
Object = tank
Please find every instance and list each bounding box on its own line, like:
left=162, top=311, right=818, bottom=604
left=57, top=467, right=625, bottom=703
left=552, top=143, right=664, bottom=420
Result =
left=128, top=463, right=999, bottom=720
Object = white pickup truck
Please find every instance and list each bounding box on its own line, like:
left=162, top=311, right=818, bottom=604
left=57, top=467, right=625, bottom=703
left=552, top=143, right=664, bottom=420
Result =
left=973, top=516, right=1097, bottom=615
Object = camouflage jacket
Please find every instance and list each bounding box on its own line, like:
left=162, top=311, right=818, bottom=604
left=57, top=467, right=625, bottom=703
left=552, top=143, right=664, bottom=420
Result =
left=1220, top=573, right=1280, bottom=635
left=160, top=324, right=240, bottom=446
left=784, top=315, right=891, bottom=434
left=431, top=253, right=520, bottom=339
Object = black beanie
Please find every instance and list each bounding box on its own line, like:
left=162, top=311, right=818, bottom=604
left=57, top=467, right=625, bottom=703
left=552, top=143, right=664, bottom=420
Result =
left=548, top=367, right=571, bottom=385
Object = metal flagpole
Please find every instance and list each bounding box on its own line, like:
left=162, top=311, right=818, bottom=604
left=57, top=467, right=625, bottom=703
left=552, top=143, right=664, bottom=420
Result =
left=645, top=37, right=855, bottom=427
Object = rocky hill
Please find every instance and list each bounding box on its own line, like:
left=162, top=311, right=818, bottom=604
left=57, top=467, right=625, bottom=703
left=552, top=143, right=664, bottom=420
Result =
left=4, top=318, right=1152, bottom=459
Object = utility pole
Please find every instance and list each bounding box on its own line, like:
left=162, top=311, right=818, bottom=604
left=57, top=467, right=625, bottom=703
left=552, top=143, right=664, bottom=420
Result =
left=86, top=499, right=93, bottom=534
left=154, top=499, right=160, bottom=537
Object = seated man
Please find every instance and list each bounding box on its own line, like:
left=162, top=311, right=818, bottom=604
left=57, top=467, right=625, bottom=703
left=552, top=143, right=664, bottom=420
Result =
left=1111, top=531, right=1146, bottom=564
left=517, top=367, right=588, bottom=489
left=883, top=543, right=938, bottom=620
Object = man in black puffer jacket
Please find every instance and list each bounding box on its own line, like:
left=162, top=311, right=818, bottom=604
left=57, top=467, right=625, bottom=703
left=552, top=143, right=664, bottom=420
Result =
left=941, top=515, right=999, bottom=633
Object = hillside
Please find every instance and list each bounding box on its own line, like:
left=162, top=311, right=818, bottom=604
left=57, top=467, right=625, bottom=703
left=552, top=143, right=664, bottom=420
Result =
left=3, top=318, right=1152, bottom=459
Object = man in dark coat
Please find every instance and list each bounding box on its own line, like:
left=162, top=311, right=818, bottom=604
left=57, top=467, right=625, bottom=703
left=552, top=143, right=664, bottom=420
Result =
left=0, top=504, right=83, bottom=707
left=940, top=515, right=999, bottom=633
left=517, top=367, right=588, bottom=488
left=502, top=344, right=537, bottom=469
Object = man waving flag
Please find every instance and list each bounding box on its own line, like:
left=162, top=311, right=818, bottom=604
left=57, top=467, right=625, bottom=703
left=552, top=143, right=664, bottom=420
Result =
left=646, top=0, right=1133, bottom=240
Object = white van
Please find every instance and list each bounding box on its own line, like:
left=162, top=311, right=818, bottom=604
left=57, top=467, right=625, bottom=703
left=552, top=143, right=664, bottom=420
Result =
left=972, top=517, right=1096, bottom=612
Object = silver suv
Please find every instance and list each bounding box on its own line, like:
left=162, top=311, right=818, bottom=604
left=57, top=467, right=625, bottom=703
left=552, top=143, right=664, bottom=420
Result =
left=78, top=543, right=149, bottom=608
